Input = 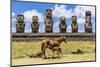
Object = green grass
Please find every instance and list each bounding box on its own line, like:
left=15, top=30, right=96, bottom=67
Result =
left=12, top=41, right=95, bottom=59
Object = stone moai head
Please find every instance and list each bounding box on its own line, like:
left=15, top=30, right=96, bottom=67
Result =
left=85, top=11, right=92, bottom=33
left=32, top=16, right=38, bottom=23
left=85, top=11, right=91, bottom=23
left=59, top=16, right=67, bottom=33
left=45, top=9, right=53, bottom=33
left=71, top=16, right=78, bottom=33
left=31, top=16, right=39, bottom=33
left=60, top=16, right=66, bottom=22
left=46, top=9, right=52, bottom=18
left=72, top=16, right=77, bottom=24
left=17, top=14, right=24, bottom=22
left=16, top=14, right=25, bottom=33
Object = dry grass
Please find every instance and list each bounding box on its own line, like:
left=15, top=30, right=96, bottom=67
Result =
left=12, top=41, right=95, bottom=59
left=12, top=53, right=95, bottom=66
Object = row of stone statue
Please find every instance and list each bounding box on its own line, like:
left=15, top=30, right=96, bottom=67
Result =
left=16, top=9, right=92, bottom=33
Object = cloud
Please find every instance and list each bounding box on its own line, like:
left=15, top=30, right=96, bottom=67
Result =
left=72, top=5, right=95, bottom=26
left=12, top=18, right=16, bottom=23
left=22, top=9, right=44, bottom=32
left=52, top=4, right=73, bottom=19
left=12, top=9, right=45, bottom=33
left=78, top=24, right=85, bottom=32
left=73, top=6, right=95, bottom=18
left=24, top=23, right=31, bottom=32
left=12, top=25, right=16, bottom=32
left=73, top=5, right=95, bottom=24
left=53, top=21, right=60, bottom=32
left=12, top=18, right=16, bottom=32
left=52, top=4, right=95, bottom=24
left=23, top=9, right=44, bottom=23
left=52, top=4, right=96, bottom=32
left=12, top=12, right=15, bottom=17
left=12, top=12, right=16, bottom=25
left=74, top=5, right=96, bottom=32
left=77, top=17, right=85, bottom=24
left=67, top=25, right=71, bottom=32
left=39, top=22, right=45, bottom=33
left=12, top=12, right=16, bottom=32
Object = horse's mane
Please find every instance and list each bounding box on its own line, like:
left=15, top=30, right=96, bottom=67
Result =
left=55, top=37, right=63, bottom=43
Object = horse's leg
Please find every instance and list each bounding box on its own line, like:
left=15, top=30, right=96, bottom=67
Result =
left=57, top=48, right=61, bottom=58
left=42, top=48, right=46, bottom=59
left=41, top=43, right=46, bottom=59
left=44, top=48, right=46, bottom=59
left=42, top=47, right=47, bottom=59
left=56, top=49, right=59, bottom=58
left=52, top=50, right=54, bottom=59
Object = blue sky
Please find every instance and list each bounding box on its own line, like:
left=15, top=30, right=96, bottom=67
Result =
left=12, top=0, right=96, bottom=33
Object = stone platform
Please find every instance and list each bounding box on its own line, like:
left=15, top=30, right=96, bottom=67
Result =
left=12, top=33, right=96, bottom=41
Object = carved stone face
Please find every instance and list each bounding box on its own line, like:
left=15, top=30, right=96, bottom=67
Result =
left=32, top=16, right=38, bottom=22
left=72, top=16, right=77, bottom=24
left=60, top=16, right=66, bottom=22
left=86, top=16, right=91, bottom=22
left=85, top=11, right=91, bottom=23
left=46, top=9, right=52, bottom=17
left=17, top=15, right=24, bottom=21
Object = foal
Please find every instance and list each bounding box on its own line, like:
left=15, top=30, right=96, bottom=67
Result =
left=52, top=47, right=62, bottom=58
left=41, top=36, right=67, bottom=59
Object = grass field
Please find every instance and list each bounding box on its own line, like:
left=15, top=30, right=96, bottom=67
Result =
left=12, top=53, right=95, bottom=66
left=12, top=41, right=95, bottom=59
left=12, top=40, right=96, bottom=66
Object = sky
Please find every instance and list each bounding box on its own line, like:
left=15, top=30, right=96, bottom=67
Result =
left=12, top=0, right=96, bottom=33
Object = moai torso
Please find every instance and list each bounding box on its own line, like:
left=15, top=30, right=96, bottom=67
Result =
left=45, top=9, right=53, bottom=33
left=71, top=16, right=78, bottom=33
left=84, top=11, right=92, bottom=33
left=59, top=16, right=67, bottom=33
left=16, top=15, right=25, bottom=33
left=31, top=16, right=39, bottom=33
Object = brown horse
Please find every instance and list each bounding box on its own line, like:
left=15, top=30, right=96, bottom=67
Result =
left=41, top=36, right=67, bottom=59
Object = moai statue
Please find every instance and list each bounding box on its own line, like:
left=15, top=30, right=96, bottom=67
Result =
left=44, top=9, right=53, bottom=33
left=16, top=15, right=25, bottom=33
left=71, top=16, right=78, bottom=33
left=31, top=16, right=39, bottom=33
left=84, top=11, right=92, bottom=33
left=59, top=16, right=67, bottom=33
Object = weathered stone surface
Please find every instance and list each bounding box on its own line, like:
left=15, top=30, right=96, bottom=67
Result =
left=85, top=11, right=92, bottom=33
left=45, top=9, right=53, bottom=33
left=59, top=16, right=67, bottom=33
left=31, top=16, right=39, bottom=33
left=12, top=33, right=96, bottom=41
left=84, top=23, right=92, bottom=33
left=16, top=15, right=25, bottom=33
left=71, top=16, right=78, bottom=33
